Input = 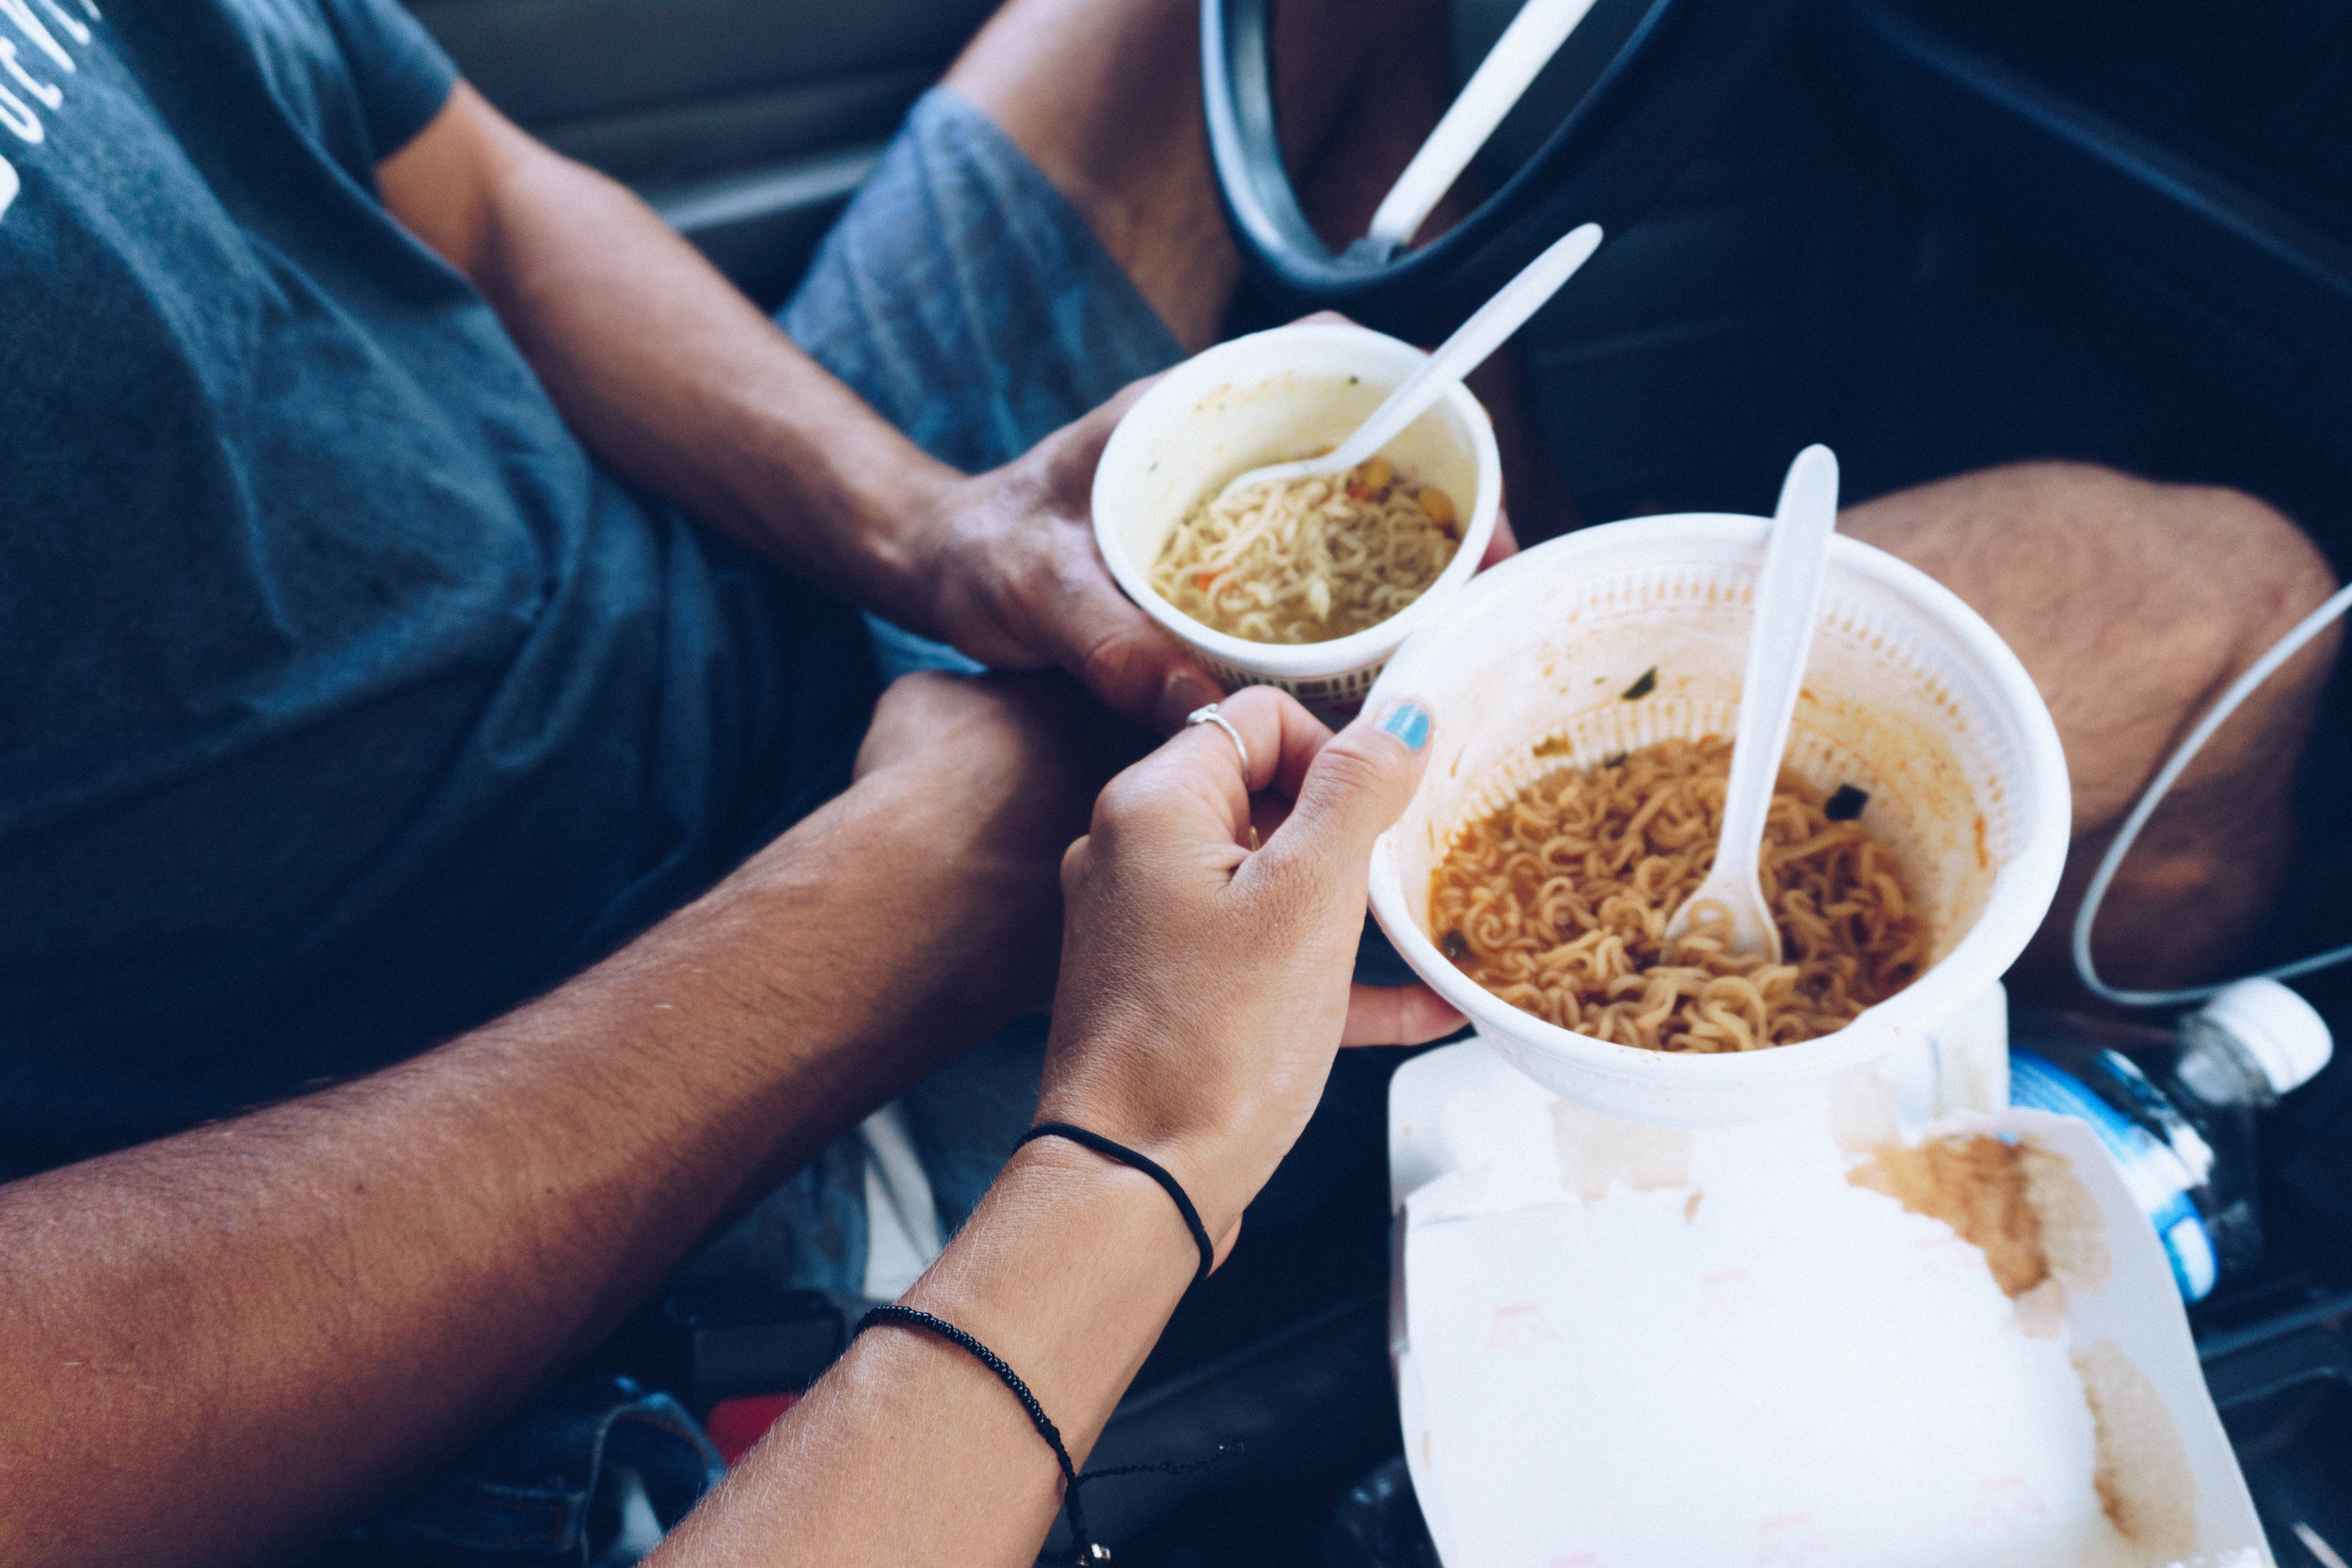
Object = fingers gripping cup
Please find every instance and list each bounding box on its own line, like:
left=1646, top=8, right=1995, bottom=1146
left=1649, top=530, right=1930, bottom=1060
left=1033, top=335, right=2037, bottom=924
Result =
left=1365, top=514, right=2072, bottom=1127
left=1091, top=324, right=1502, bottom=715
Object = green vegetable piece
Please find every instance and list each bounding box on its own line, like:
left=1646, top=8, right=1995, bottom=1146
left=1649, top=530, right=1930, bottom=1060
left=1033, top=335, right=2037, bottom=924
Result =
left=1825, top=784, right=1869, bottom=821
left=1621, top=667, right=1658, bottom=701
left=1440, top=928, right=1470, bottom=961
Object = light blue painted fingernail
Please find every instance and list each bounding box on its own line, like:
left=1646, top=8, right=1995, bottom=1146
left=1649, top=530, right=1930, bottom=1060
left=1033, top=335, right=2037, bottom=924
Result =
left=1376, top=701, right=1431, bottom=752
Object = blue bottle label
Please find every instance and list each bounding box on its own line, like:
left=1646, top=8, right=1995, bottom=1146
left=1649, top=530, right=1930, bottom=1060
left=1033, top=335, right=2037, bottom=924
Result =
left=2009, top=1049, right=2218, bottom=1301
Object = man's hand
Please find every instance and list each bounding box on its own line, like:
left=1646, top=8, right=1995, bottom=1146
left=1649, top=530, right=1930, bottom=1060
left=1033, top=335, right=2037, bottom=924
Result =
left=902, top=384, right=1223, bottom=733
left=901, top=365, right=1519, bottom=732
left=849, top=669, right=1149, bottom=1017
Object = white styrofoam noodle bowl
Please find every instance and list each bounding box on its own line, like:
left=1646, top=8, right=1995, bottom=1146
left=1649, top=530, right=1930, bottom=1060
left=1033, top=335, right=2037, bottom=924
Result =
left=1089, top=323, right=1502, bottom=715
left=1364, top=514, right=2074, bottom=1128
left=2198, top=978, right=2332, bottom=1094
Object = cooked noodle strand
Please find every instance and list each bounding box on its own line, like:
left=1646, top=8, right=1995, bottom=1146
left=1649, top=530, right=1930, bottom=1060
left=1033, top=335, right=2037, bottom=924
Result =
left=1431, top=736, right=1925, bottom=1052
left=1151, top=457, right=1460, bottom=644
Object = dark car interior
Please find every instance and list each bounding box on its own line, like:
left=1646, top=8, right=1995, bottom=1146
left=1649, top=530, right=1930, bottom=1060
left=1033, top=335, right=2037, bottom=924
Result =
left=405, top=0, right=2352, bottom=1560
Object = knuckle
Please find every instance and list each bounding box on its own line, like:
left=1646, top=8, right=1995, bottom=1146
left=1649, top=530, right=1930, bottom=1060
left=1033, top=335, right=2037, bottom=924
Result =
left=1077, top=624, right=1149, bottom=688
left=1216, top=684, right=1293, bottom=730
left=880, top=668, right=951, bottom=707
left=1093, top=765, right=1172, bottom=831
left=1306, top=736, right=1398, bottom=801
left=1060, top=834, right=1094, bottom=895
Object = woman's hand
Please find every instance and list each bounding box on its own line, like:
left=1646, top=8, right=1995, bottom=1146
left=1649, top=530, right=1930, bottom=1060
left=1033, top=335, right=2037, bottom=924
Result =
left=1034, top=686, right=1463, bottom=1258
left=652, top=688, right=1458, bottom=1568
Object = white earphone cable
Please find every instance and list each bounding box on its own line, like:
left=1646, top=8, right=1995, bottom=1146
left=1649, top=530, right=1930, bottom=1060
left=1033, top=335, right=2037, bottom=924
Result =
left=2074, top=580, right=2352, bottom=1006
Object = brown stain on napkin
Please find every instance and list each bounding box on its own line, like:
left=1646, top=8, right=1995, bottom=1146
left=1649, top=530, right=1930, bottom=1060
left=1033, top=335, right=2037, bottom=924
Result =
left=1849, top=1133, right=2051, bottom=1298
left=1550, top=1100, right=1693, bottom=1201
left=2075, top=1338, right=2200, bottom=1555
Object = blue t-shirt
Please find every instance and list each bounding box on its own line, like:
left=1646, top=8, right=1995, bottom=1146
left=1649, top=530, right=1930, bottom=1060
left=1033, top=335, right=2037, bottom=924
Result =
left=0, top=0, right=870, bottom=1178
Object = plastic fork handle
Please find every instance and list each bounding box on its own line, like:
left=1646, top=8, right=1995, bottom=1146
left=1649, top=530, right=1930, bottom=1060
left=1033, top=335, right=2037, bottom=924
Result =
left=1327, top=223, right=1605, bottom=473
left=1363, top=0, right=1605, bottom=257
left=1715, top=444, right=1841, bottom=895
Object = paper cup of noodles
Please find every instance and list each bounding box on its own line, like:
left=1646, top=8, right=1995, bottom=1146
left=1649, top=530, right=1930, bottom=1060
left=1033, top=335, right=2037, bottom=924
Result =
left=1090, top=323, right=1502, bottom=714
left=1364, top=512, right=2073, bottom=1127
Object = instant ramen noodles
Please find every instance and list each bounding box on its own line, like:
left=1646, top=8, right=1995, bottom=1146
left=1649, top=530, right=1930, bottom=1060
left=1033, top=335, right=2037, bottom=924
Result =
left=1431, top=736, right=1926, bottom=1052
left=1150, top=457, right=1459, bottom=643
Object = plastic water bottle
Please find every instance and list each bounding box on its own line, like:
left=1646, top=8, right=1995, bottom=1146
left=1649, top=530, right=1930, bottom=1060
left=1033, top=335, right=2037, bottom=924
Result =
left=2008, top=978, right=2332, bottom=1303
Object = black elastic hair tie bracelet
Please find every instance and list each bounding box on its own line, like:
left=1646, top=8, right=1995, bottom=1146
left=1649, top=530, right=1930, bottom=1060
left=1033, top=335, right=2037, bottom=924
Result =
left=854, top=1305, right=1232, bottom=1564
left=1016, top=1121, right=1215, bottom=1287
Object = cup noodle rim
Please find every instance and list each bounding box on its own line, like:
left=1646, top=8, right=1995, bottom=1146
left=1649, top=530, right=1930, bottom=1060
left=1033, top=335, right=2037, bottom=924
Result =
left=1089, top=323, right=1502, bottom=689
left=1365, top=512, right=2074, bottom=1127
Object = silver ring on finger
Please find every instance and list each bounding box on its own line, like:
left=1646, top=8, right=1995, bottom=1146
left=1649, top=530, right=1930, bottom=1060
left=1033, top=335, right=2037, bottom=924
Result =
left=1185, top=703, right=1250, bottom=782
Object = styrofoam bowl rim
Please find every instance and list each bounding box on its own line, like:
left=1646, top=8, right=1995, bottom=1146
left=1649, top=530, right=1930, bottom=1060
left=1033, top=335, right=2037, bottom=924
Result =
left=1363, top=512, right=2073, bottom=1117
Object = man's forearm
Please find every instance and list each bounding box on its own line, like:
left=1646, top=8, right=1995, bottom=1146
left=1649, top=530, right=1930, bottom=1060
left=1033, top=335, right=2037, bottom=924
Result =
left=0, top=750, right=1057, bottom=1568
left=380, top=84, right=1230, bottom=734
left=377, top=85, right=950, bottom=624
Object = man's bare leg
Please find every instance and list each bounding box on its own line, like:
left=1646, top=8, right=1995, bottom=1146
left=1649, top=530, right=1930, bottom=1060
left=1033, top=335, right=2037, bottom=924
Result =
left=1844, top=462, right=2341, bottom=999
left=946, top=0, right=1580, bottom=542
left=946, top=0, right=1421, bottom=351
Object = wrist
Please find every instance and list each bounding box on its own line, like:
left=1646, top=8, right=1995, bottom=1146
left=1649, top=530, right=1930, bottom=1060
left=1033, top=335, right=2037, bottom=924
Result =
left=1017, top=1124, right=1218, bottom=1282
left=1025, top=1095, right=1255, bottom=1263
left=990, top=1135, right=1207, bottom=1279
left=898, top=1139, right=1197, bottom=1445
left=739, top=414, right=961, bottom=626
left=925, top=1137, right=1201, bottom=1311
left=842, top=453, right=961, bottom=626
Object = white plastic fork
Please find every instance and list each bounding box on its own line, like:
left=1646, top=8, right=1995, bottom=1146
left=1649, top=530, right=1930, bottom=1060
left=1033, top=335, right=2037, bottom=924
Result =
left=1661, top=443, right=1842, bottom=961
left=1207, top=222, right=1604, bottom=511
left=1360, top=0, right=1604, bottom=260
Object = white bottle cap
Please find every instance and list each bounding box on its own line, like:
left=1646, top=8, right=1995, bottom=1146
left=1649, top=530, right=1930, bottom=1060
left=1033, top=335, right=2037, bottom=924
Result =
left=2198, top=978, right=2333, bottom=1095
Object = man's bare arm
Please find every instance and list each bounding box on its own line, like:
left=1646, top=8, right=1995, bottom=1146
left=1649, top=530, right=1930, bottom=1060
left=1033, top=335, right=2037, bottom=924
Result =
left=0, top=676, right=1092, bottom=1568
left=375, top=86, right=1218, bottom=732
left=376, top=84, right=939, bottom=630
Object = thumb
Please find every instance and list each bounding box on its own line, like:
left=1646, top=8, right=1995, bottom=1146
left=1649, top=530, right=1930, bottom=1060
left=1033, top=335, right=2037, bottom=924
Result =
left=1256, top=699, right=1434, bottom=881
left=1046, top=374, right=1160, bottom=494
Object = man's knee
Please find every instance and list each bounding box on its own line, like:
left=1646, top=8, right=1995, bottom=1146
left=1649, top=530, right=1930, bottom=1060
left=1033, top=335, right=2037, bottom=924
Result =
left=2194, top=482, right=2340, bottom=645
left=1849, top=458, right=2331, bottom=659
left=2091, top=473, right=2338, bottom=781
left=1853, top=457, right=2316, bottom=589
left=1845, top=461, right=2338, bottom=827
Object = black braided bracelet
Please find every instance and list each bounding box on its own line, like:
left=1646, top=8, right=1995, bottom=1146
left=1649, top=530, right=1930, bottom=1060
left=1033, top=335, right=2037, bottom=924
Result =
left=855, top=1305, right=1237, bottom=1564
left=1016, top=1122, right=1214, bottom=1287
left=855, top=1305, right=1104, bottom=1562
